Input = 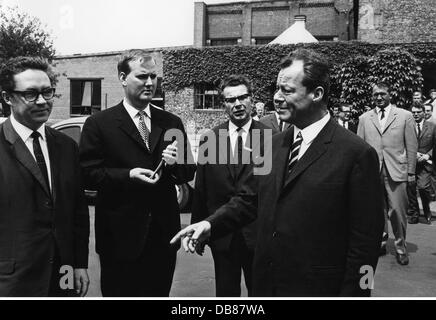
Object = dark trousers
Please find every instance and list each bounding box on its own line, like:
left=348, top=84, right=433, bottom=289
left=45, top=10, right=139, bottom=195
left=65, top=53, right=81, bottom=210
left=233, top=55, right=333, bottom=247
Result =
left=408, top=167, right=433, bottom=220
left=100, top=222, right=177, bottom=297
left=210, top=232, right=254, bottom=297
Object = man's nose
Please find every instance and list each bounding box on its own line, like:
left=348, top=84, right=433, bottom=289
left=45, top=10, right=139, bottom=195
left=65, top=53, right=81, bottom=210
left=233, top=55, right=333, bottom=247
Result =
left=145, top=76, right=153, bottom=86
left=35, top=93, right=47, bottom=104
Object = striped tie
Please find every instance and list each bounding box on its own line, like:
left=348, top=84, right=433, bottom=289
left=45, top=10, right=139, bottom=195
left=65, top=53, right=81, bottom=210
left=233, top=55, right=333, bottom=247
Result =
left=288, top=132, right=303, bottom=173
left=138, top=110, right=150, bottom=150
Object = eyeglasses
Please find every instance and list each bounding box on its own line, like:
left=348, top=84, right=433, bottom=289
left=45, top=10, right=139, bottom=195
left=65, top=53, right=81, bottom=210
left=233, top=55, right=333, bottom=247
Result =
left=223, top=93, right=250, bottom=104
left=11, top=88, right=56, bottom=102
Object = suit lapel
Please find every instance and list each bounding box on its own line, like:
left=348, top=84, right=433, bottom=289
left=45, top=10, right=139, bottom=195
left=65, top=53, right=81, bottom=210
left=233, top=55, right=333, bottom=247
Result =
left=369, top=109, right=382, bottom=135
left=116, top=103, right=150, bottom=153
left=149, top=106, right=164, bottom=154
left=282, top=120, right=333, bottom=190
left=420, top=121, right=429, bottom=140
left=383, top=106, right=397, bottom=134
left=2, top=119, right=51, bottom=197
left=274, top=127, right=294, bottom=195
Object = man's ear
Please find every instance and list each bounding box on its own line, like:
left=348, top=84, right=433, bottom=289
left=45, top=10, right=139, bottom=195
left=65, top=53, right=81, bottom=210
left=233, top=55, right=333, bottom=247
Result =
left=313, top=86, right=324, bottom=103
left=119, top=73, right=127, bottom=85
left=1, top=91, right=12, bottom=105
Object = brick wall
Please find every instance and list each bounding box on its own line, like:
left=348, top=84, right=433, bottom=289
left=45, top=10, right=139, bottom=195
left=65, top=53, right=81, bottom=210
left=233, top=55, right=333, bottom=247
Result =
left=165, top=88, right=227, bottom=133
left=359, top=0, right=436, bottom=43
left=52, top=50, right=163, bottom=122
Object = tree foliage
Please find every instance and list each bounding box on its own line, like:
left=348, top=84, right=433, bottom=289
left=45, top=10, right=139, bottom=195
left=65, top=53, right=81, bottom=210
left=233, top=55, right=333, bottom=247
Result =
left=0, top=5, right=56, bottom=115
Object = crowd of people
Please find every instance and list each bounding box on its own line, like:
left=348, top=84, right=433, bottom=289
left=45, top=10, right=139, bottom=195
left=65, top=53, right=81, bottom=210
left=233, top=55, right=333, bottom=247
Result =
left=0, top=48, right=435, bottom=297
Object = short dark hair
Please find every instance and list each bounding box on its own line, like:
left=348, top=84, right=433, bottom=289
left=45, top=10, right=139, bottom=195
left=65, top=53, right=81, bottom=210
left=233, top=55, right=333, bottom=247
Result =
left=117, top=49, right=156, bottom=76
left=0, top=56, right=54, bottom=93
left=411, top=101, right=425, bottom=112
left=219, top=74, right=253, bottom=98
left=279, top=48, right=331, bottom=102
left=372, top=81, right=391, bottom=93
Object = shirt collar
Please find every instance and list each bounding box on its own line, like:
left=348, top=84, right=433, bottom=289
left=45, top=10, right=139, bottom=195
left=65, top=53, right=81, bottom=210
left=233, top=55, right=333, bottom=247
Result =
left=123, top=98, right=151, bottom=120
left=376, top=104, right=392, bottom=115
left=294, top=112, right=330, bottom=145
left=10, top=113, right=46, bottom=142
left=229, top=118, right=252, bottom=135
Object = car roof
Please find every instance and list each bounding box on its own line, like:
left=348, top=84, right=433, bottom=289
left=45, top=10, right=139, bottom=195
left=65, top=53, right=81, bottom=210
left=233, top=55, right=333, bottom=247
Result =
left=51, top=116, right=88, bottom=128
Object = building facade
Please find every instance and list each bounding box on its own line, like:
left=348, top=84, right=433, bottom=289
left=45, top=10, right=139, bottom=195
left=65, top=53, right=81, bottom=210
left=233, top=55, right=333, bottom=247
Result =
left=194, top=0, right=358, bottom=46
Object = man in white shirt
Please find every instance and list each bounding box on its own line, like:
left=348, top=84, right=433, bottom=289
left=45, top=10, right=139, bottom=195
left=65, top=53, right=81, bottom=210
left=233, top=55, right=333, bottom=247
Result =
left=357, top=82, right=418, bottom=266
left=0, top=56, right=89, bottom=296
left=173, top=48, right=384, bottom=297
left=191, top=75, right=269, bottom=296
left=337, top=104, right=357, bottom=133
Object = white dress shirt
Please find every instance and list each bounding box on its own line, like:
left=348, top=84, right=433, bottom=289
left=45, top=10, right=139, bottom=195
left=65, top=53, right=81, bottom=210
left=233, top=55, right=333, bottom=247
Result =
left=293, top=112, right=330, bottom=160
left=229, top=118, right=252, bottom=155
left=10, top=114, right=52, bottom=190
left=123, top=98, right=152, bottom=133
left=337, top=119, right=349, bottom=129
left=376, top=104, right=392, bottom=132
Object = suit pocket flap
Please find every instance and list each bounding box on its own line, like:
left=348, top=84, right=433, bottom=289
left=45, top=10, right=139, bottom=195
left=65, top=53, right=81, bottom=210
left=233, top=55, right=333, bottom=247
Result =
left=0, top=260, right=15, bottom=274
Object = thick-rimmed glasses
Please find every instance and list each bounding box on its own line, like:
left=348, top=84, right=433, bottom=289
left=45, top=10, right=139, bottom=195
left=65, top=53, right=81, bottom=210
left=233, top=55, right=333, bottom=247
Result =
left=11, top=88, right=56, bottom=102
left=223, top=93, right=250, bottom=104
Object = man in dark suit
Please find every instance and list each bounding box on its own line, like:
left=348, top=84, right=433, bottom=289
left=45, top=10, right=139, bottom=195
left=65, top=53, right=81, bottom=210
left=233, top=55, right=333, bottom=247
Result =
left=172, top=49, right=384, bottom=297
left=260, top=92, right=290, bottom=134
left=192, top=75, right=269, bottom=296
left=408, top=102, right=436, bottom=225
left=337, top=104, right=357, bottom=133
left=79, top=50, right=195, bottom=297
left=0, top=57, right=89, bottom=297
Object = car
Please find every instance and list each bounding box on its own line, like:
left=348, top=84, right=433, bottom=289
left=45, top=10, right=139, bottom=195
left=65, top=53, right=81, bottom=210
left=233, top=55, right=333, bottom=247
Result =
left=51, top=116, right=194, bottom=212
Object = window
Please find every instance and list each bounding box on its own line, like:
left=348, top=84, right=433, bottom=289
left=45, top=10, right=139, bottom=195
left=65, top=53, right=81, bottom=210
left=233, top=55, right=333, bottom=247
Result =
left=209, top=38, right=238, bottom=46
left=254, top=37, right=275, bottom=45
left=70, top=79, right=102, bottom=116
left=194, top=84, right=221, bottom=110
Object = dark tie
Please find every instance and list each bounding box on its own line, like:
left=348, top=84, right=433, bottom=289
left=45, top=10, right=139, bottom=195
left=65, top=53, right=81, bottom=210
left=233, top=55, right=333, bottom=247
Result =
left=288, top=132, right=303, bottom=173
left=417, top=123, right=421, bottom=137
left=138, top=110, right=150, bottom=150
left=31, top=131, right=50, bottom=190
left=380, top=108, right=385, bottom=120
left=343, top=121, right=346, bottom=128
left=235, top=127, right=243, bottom=165
left=279, top=120, right=283, bottom=132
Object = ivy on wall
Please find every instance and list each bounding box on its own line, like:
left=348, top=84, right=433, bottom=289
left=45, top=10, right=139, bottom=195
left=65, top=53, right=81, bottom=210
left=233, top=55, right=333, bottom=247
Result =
left=163, top=42, right=436, bottom=117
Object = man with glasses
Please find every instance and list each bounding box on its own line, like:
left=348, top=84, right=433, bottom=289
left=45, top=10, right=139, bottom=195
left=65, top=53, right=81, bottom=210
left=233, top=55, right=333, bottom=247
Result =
left=191, top=75, right=269, bottom=296
left=260, top=92, right=290, bottom=134
left=337, top=104, right=357, bottom=133
left=79, top=49, right=195, bottom=296
left=0, top=56, right=90, bottom=296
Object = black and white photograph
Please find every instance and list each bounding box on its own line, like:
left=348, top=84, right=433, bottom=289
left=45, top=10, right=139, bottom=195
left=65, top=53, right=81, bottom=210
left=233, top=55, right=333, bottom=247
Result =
left=0, top=0, right=436, bottom=311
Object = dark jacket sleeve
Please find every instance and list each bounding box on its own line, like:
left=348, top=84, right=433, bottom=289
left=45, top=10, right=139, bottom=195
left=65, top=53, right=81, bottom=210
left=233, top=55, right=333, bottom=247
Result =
left=79, top=116, right=131, bottom=190
left=340, top=145, right=384, bottom=296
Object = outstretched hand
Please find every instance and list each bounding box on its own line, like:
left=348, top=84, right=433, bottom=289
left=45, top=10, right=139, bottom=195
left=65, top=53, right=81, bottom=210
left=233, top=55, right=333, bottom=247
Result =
left=170, top=221, right=212, bottom=253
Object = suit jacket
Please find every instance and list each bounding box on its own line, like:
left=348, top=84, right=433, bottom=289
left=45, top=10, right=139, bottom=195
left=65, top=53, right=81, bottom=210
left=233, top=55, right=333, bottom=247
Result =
left=79, top=102, right=195, bottom=261
left=260, top=113, right=290, bottom=134
left=416, top=120, right=436, bottom=173
left=191, top=120, right=269, bottom=251
left=338, top=120, right=357, bottom=134
left=357, top=106, right=418, bottom=182
left=206, top=118, right=384, bottom=296
left=0, top=119, right=89, bottom=296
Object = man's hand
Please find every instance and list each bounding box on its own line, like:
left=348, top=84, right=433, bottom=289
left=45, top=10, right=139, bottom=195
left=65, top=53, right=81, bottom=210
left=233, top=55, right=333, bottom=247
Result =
left=170, top=221, right=211, bottom=253
left=162, top=141, right=178, bottom=166
left=417, top=152, right=430, bottom=163
left=74, top=268, right=89, bottom=297
left=129, top=168, right=161, bottom=185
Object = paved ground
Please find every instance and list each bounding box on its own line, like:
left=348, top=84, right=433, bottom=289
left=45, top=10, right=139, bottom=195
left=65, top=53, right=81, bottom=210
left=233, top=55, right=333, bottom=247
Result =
left=86, top=205, right=436, bottom=297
